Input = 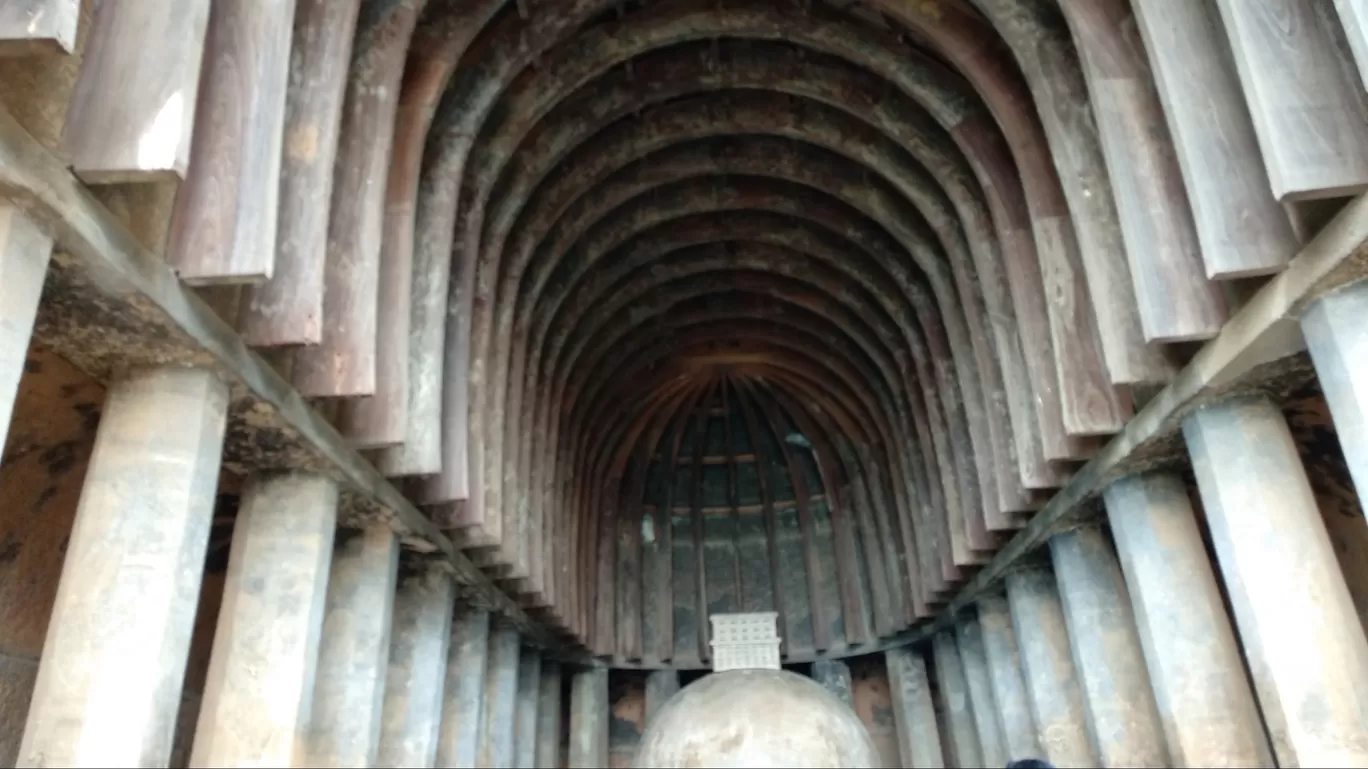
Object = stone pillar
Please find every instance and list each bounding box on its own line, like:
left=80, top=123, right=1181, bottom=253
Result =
left=1048, top=525, right=1168, bottom=767
left=435, top=608, right=490, bottom=768
left=1004, top=564, right=1095, bottom=767
left=190, top=472, right=338, bottom=766
left=376, top=568, right=455, bottom=768
left=1185, top=395, right=1368, bottom=766
left=514, top=649, right=542, bottom=768
left=480, top=622, right=522, bottom=769
left=644, top=669, right=681, bottom=725
left=1104, top=471, right=1271, bottom=766
left=0, top=204, right=51, bottom=454
left=536, top=661, right=564, bottom=768
left=976, top=594, right=1042, bottom=760
left=931, top=630, right=982, bottom=768
left=18, top=367, right=228, bottom=767
left=1304, top=281, right=1368, bottom=506
left=306, top=523, right=400, bottom=767
left=886, top=647, right=945, bottom=768
left=955, top=617, right=1007, bottom=767
left=810, top=659, right=853, bottom=709
left=568, top=667, right=609, bottom=769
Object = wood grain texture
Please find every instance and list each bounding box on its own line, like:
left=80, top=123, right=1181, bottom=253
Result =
left=1336, top=0, right=1368, bottom=87
left=239, top=0, right=364, bottom=347
left=749, top=382, right=831, bottom=652
left=389, top=0, right=511, bottom=487
left=952, top=118, right=1124, bottom=445
left=1215, top=0, right=1368, bottom=201
left=971, top=0, right=1176, bottom=386
left=1133, top=0, right=1300, bottom=280
left=848, top=477, right=896, bottom=637
left=366, top=83, right=433, bottom=462
left=1029, top=214, right=1135, bottom=436
left=295, top=0, right=424, bottom=399
left=165, top=0, right=296, bottom=285
left=0, top=0, right=78, bottom=56
left=689, top=395, right=710, bottom=661
left=0, top=0, right=90, bottom=159
left=60, top=0, right=209, bottom=183
left=772, top=387, right=869, bottom=645
left=1058, top=0, right=1229, bottom=344
left=0, top=204, right=53, bottom=454
left=617, top=482, right=643, bottom=661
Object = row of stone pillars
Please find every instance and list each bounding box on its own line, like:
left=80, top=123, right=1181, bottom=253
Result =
left=8, top=364, right=611, bottom=768
left=885, top=391, right=1368, bottom=768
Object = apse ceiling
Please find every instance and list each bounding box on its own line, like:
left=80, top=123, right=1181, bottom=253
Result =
left=370, top=0, right=1251, bottom=663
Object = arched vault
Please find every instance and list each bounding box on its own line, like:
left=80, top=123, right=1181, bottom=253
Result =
left=348, top=0, right=1282, bottom=664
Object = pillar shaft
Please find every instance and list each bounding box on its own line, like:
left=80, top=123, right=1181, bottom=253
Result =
left=955, top=618, right=1007, bottom=767
left=810, top=659, right=853, bottom=710
left=535, top=662, right=564, bottom=769
left=19, top=367, right=228, bottom=768
left=190, top=472, right=338, bottom=766
left=376, top=569, right=455, bottom=768
left=568, top=667, right=609, bottom=769
left=886, top=647, right=946, bottom=768
left=307, top=523, right=400, bottom=767
left=644, top=669, right=681, bottom=726
left=0, top=204, right=51, bottom=454
left=480, top=622, right=522, bottom=769
left=1004, top=565, right=1096, bottom=767
left=931, top=631, right=982, bottom=768
left=1185, top=395, right=1368, bottom=765
left=1303, top=281, right=1368, bottom=503
left=514, top=649, right=542, bottom=769
left=436, top=608, right=490, bottom=768
left=977, top=595, right=1042, bottom=760
left=1105, top=471, right=1271, bottom=766
left=1048, top=525, right=1168, bottom=767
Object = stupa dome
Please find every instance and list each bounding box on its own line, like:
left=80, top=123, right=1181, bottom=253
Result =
left=634, top=669, right=882, bottom=768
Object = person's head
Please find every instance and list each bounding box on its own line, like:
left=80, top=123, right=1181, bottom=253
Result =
left=1006, top=760, right=1055, bottom=769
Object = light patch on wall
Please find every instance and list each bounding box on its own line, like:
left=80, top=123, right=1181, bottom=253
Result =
left=641, top=516, right=655, bottom=544
left=138, top=92, right=185, bottom=172
left=785, top=432, right=811, bottom=449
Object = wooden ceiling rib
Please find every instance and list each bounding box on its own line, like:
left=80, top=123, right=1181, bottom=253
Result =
left=22, top=0, right=1357, bottom=665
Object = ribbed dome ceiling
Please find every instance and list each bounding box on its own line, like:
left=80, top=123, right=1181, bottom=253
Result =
left=608, top=369, right=873, bottom=666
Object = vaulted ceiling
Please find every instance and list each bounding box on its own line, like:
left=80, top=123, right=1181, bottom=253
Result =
left=357, top=0, right=1302, bottom=664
